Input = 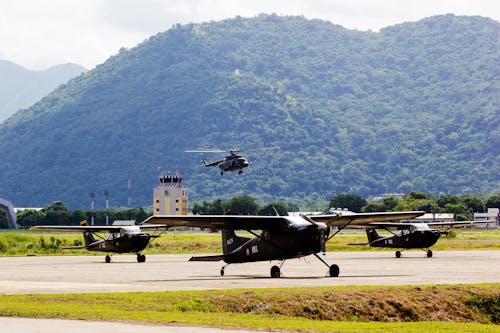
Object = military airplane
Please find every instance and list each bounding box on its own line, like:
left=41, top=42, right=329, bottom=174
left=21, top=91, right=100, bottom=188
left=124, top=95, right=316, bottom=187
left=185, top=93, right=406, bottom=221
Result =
left=348, top=219, right=489, bottom=258
left=142, top=210, right=424, bottom=278
left=31, top=221, right=165, bottom=263
left=186, top=147, right=279, bottom=175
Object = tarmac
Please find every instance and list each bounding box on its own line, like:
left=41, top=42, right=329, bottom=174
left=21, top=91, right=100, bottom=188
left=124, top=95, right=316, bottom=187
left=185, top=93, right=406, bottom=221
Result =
left=1, top=250, right=499, bottom=331
left=0, top=250, right=499, bottom=294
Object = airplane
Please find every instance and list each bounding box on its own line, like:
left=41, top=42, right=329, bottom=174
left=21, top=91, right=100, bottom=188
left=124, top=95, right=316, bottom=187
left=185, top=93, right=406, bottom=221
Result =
left=348, top=219, right=490, bottom=258
left=142, top=210, right=424, bottom=278
left=30, top=220, right=165, bottom=263
left=185, top=147, right=279, bottom=175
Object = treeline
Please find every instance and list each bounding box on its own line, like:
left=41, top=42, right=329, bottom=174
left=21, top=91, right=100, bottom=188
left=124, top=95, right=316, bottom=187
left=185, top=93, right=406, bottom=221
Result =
left=1, top=201, right=149, bottom=229
left=194, top=192, right=500, bottom=221
left=1, top=192, right=498, bottom=229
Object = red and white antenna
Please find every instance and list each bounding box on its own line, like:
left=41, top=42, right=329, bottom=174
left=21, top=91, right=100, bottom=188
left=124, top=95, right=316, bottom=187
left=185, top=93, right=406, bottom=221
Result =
left=89, top=192, right=95, bottom=226
left=104, top=190, right=109, bottom=225
left=128, top=169, right=132, bottom=208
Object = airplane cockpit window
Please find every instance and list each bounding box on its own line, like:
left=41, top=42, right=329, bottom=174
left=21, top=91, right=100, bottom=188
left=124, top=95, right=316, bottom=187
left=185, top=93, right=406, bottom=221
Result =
left=108, top=232, right=120, bottom=240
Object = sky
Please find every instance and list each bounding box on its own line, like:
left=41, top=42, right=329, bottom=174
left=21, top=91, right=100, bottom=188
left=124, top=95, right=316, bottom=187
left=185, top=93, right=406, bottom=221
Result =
left=1, top=0, right=498, bottom=70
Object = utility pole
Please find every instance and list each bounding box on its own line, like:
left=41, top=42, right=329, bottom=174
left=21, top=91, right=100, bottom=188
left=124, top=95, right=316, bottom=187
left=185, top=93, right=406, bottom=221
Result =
left=104, top=190, right=109, bottom=226
left=90, top=192, right=95, bottom=226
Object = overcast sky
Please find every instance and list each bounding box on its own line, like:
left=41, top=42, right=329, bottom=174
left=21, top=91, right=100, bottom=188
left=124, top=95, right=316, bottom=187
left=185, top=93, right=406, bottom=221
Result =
left=1, top=0, right=498, bottom=70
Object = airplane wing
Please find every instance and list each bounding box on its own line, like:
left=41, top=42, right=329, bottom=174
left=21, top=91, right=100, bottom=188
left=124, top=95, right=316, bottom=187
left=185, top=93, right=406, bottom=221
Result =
left=425, top=220, right=493, bottom=228
left=30, top=224, right=167, bottom=232
left=142, top=215, right=289, bottom=230
left=342, top=220, right=492, bottom=230
left=309, top=211, right=425, bottom=227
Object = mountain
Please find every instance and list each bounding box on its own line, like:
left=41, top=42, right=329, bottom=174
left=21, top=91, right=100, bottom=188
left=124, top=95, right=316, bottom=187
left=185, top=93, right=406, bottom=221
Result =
left=0, top=60, right=87, bottom=122
left=0, top=14, right=498, bottom=209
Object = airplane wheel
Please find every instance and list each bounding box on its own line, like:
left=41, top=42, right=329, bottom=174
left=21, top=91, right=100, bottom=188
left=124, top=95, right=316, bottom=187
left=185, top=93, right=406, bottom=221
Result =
left=105, top=255, right=111, bottom=263
left=395, top=251, right=401, bottom=258
left=329, top=264, right=340, bottom=277
left=238, top=170, right=243, bottom=174
left=137, top=254, right=146, bottom=263
left=220, top=268, right=225, bottom=276
left=427, top=249, right=433, bottom=258
left=270, top=265, right=281, bottom=278
left=220, top=172, right=223, bottom=175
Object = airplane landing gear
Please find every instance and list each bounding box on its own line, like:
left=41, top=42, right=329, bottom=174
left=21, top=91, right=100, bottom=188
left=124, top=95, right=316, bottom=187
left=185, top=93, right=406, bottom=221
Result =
left=395, top=250, right=401, bottom=258
left=270, top=265, right=281, bottom=278
left=329, top=264, right=340, bottom=277
left=220, top=264, right=229, bottom=276
left=137, top=254, right=146, bottom=263
left=314, top=253, right=340, bottom=277
left=238, top=170, right=243, bottom=174
left=105, top=255, right=111, bottom=263
left=426, top=249, right=433, bottom=258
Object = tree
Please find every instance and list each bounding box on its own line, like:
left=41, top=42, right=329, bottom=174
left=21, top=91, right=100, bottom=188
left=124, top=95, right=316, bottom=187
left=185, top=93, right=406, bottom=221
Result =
left=224, top=196, right=259, bottom=215
left=406, top=191, right=429, bottom=200
left=16, top=209, right=45, bottom=227
left=192, top=199, right=224, bottom=215
left=462, top=196, right=485, bottom=213
left=42, top=201, right=69, bottom=212
left=436, top=194, right=460, bottom=209
left=329, top=194, right=367, bottom=213
left=0, top=210, right=7, bottom=229
left=382, top=197, right=400, bottom=211
left=258, top=202, right=288, bottom=216
left=486, top=194, right=500, bottom=209
left=362, top=202, right=385, bottom=212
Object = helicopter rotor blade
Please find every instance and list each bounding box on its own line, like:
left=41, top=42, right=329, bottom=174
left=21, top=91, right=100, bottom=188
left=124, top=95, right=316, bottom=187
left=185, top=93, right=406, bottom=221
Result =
left=185, top=149, right=226, bottom=153
left=240, top=146, right=280, bottom=152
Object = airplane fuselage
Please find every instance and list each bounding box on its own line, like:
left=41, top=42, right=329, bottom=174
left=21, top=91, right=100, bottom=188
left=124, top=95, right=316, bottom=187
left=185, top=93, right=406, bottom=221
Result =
left=369, top=229, right=441, bottom=249
left=224, top=223, right=328, bottom=264
left=85, top=232, right=151, bottom=253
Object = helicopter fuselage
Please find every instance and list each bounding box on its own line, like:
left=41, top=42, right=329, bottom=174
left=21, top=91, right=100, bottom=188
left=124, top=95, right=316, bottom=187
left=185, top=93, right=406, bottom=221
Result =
left=218, top=155, right=249, bottom=173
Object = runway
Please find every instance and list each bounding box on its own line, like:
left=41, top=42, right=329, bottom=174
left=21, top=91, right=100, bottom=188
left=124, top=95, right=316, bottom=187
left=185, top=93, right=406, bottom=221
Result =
left=0, top=250, right=498, bottom=294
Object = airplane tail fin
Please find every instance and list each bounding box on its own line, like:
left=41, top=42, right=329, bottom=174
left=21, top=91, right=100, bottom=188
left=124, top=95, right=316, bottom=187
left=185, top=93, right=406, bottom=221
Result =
left=221, top=229, right=250, bottom=255
left=83, top=232, right=96, bottom=249
left=189, top=254, right=226, bottom=262
left=366, top=229, right=382, bottom=244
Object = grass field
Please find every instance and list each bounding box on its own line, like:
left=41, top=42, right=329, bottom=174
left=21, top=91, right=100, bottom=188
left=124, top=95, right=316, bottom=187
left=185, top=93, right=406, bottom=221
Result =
left=1, top=228, right=499, bottom=256
left=0, top=285, right=498, bottom=332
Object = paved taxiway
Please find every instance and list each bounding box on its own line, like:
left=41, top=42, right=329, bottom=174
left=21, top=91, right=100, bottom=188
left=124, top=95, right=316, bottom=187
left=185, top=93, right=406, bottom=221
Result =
left=0, top=250, right=498, bottom=294
left=0, top=317, right=276, bottom=333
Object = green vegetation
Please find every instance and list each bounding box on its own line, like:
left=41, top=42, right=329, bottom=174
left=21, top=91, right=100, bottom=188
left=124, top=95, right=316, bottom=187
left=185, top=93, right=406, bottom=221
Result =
left=8, top=191, right=498, bottom=229
left=0, top=14, right=498, bottom=209
left=0, top=285, right=498, bottom=332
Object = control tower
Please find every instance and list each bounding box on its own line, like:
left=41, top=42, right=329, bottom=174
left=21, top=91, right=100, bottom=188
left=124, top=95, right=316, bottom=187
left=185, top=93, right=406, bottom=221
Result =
left=153, top=173, right=188, bottom=215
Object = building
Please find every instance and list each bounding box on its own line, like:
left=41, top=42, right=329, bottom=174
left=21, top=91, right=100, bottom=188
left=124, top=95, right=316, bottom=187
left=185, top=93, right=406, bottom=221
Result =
left=153, top=173, right=188, bottom=215
left=474, top=208, right=499, bottom=228
left=414, top=213, right=455, bottom=223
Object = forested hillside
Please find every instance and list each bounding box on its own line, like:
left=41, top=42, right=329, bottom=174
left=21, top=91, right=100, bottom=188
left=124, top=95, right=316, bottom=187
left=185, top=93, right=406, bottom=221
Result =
left=0, top=60, right=86, bottom=122
left=0, top=14, right=498, bottom=209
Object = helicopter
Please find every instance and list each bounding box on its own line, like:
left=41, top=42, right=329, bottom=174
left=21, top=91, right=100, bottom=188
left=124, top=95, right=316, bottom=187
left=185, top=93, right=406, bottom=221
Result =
left=186, top=147, right=279, bottom=175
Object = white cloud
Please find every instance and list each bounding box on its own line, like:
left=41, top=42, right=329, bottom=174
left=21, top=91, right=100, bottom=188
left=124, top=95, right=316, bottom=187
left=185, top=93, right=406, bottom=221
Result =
left=0, top=0, right=498, bottom=70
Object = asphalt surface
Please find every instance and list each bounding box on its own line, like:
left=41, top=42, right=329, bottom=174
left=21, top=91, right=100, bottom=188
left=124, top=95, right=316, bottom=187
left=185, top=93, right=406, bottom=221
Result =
left=0, top=250, right=498, bottom=294
left=0, top=317, right=275, bottom=333
left=1, top=250, right=498, bottom=332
